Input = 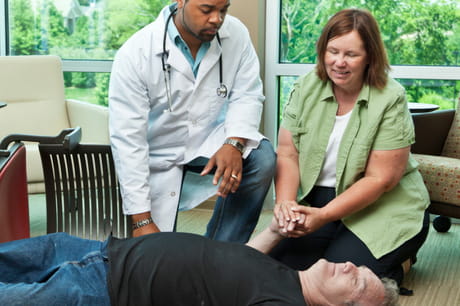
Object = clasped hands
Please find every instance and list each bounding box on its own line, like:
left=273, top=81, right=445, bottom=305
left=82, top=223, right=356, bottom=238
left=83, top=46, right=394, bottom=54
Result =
left=272, top=200, right=328, bottom=238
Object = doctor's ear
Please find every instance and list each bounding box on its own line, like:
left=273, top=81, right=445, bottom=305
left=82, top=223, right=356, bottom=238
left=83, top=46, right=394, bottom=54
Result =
left=176, top=0, right=186, bottom=9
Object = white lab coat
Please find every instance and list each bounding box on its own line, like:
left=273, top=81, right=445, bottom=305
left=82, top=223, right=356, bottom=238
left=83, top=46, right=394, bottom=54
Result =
left=109, top=6, right=265, bottom=231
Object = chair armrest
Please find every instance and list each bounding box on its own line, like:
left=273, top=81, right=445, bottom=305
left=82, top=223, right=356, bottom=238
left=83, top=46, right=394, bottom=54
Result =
left=66, top=99, right=109, bottom=144
left=411, top=109, right=455, bottom=155
left=413, top=154, right=460, bottom=206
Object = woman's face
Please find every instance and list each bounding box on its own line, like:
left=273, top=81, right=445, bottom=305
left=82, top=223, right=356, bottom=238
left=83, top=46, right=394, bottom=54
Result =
left=324, top=30, right=368, bottom=93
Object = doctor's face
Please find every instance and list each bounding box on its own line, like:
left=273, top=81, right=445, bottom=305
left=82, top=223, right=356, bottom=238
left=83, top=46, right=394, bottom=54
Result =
left=176, top=0, right=230, bottom=42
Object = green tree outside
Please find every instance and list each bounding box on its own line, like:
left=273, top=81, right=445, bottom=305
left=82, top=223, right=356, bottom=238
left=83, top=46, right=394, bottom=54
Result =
left=8, top=0, right=460, bottom=109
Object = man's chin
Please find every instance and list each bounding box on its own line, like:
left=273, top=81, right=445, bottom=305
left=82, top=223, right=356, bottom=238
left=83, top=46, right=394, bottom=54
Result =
left=199, top=34, right=216, bottom=42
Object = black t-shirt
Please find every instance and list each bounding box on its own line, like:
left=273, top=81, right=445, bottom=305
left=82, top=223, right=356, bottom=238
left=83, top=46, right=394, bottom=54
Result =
left=107, top=232, right=306, bottom=306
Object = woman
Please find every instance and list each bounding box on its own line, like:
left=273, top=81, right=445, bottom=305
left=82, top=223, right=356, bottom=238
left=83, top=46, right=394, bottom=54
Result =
left=271, top=8, right=430, bottom=285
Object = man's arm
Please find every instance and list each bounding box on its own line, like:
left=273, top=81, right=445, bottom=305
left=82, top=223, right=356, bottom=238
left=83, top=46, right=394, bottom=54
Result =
left=245, top=221, right=285, bottom=254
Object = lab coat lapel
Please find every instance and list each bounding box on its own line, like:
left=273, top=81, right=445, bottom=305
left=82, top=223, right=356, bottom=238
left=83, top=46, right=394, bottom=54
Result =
left=195, top=38, right=221, bottom=88
left=165, top=39, right=195, bottom=83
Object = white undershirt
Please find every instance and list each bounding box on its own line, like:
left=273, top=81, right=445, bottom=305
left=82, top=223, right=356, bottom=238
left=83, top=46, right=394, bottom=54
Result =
left=316, top=110, right=352, bottom=187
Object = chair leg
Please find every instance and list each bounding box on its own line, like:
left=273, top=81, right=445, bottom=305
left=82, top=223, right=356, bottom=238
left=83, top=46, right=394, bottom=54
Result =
left=432, top=215, right=451, bottom=232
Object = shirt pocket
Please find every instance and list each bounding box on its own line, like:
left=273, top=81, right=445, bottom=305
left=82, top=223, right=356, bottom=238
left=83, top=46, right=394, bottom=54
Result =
left=344, top=141, right=372, bottom=182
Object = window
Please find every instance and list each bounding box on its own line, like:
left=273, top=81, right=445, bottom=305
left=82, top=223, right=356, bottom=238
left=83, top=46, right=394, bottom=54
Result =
left=265, top=0, right=460, bottom=143
left=1, top=0, right=170, bottom=105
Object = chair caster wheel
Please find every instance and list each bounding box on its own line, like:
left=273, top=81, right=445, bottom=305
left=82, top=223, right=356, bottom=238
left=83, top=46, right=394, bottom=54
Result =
left=433, top=216, right=451, bottom=232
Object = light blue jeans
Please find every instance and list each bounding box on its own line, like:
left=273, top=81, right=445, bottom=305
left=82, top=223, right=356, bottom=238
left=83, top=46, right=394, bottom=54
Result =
left=0, top=232, right=110, bottom=306
left=187, top=139, right=276, bottom=243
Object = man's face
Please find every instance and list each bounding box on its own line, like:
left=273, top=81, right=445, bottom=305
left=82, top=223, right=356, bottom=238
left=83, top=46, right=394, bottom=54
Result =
left=308, top=259, right=385, bottom=305
left=176, top=0, right=231, bottom=42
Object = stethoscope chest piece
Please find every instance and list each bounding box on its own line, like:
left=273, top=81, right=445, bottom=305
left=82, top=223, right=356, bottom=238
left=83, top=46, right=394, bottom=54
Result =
left=216, top=84, right=228, bottom=98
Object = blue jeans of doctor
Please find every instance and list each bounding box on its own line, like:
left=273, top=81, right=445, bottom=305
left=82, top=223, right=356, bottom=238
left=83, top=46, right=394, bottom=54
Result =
left=186, top=139, right=276, bottom=243
left=0, top=232, right=110, bottom=306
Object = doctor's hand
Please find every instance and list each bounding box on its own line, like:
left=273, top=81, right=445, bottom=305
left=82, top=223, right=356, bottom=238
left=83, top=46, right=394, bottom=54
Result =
left=201, top=145, right=243, bottom=197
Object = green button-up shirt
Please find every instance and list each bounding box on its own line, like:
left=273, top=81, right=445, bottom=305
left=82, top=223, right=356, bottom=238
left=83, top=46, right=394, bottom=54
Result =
left=281, top=70, right=429, bottom=258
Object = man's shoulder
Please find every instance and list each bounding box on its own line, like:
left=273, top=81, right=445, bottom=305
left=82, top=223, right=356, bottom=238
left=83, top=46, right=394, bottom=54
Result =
left=220, top=15, right=250, bottom=39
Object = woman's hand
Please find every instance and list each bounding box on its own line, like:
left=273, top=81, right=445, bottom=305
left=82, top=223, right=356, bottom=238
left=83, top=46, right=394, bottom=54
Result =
left=274, top=201, right=308, bottom=237
left=291, top=206, right=329, bottom=235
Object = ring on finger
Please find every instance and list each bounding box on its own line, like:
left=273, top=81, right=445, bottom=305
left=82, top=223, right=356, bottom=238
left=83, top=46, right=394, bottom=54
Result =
left=231, top=174, right=238, bottom=180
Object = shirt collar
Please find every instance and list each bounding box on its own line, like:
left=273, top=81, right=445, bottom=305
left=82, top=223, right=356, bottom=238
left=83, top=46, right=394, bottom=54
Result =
left=319, top=78, right=370, bottom=107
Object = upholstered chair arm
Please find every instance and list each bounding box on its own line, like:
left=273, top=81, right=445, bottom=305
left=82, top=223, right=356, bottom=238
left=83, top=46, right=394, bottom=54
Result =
left=66, top=99, right=109, bottom=144
left=413, top=154, right=460, bottom=207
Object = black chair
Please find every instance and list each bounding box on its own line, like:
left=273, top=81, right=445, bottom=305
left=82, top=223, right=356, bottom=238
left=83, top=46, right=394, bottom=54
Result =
left=0, top=127, right=130, bottom=240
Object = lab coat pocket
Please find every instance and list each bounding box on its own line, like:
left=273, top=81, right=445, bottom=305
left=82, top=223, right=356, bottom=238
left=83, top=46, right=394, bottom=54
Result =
left=195, top=85, right=228, bottom=124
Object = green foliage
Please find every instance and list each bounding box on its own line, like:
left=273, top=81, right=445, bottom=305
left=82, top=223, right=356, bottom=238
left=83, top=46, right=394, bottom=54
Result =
left=8, top=0, right=459, bottom=109
left=9, top=0, right=170, bottom=106
left=281, top=0, right=460, bottom=109
left=95, top=73, right=110, bottom=107
left=10, top=0, right=39, bottom=55
left=419, top=93, right=454, bottom=110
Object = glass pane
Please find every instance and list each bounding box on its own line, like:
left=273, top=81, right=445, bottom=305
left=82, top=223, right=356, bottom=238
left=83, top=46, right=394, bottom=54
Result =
left=8, top=0, right=170, bottom=59
left=279, top=76, right=298, bottom=123
left=64, top=72, right=110, bottom=106
left=280, top=0, right=460, bottom=66
left=397, top=79, right=459, bottom=110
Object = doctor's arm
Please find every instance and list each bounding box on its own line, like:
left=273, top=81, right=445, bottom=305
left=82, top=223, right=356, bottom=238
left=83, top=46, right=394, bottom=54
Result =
left=202, top=28, right=264, bottom=197
left=109, top=49, right=160, bottom=237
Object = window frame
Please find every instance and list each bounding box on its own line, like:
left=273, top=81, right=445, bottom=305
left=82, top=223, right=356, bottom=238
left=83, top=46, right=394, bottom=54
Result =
left=264, top=1, right=460, bottom=144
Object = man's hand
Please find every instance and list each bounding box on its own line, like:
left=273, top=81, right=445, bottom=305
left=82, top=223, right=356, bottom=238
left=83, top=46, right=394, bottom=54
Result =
left=131, top=212, right=161, bottom=237
left=201, top=142, right=243, bottom=197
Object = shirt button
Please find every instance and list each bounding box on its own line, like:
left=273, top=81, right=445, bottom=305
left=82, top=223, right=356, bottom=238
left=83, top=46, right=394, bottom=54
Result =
left=192, top=120, right=198, bottom=126
left=170, top=192, right=176, bottom=197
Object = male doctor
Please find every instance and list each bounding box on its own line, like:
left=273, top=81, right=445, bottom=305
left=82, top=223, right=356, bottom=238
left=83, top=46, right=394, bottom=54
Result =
left=109, top=0, right=276, bottom=241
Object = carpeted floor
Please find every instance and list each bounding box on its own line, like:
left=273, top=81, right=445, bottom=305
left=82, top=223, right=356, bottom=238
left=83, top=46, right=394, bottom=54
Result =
left=29, top=194, right=459, bottom=305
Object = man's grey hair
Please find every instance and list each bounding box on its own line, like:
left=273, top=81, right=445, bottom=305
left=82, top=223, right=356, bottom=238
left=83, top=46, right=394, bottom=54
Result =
left=343, top=277, right=399, bottom=306
left=380, top=277, right=399, bottom=306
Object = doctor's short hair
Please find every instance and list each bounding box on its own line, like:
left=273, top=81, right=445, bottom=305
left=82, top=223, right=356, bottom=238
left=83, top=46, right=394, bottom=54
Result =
left=315, top=8, right=390, bottom=90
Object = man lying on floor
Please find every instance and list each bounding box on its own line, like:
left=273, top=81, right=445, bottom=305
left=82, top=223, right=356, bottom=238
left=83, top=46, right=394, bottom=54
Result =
left=0, top=215, right=398, bottom=306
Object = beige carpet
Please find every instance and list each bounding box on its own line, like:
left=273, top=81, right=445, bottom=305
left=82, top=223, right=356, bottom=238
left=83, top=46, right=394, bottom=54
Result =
left=399, top=224, right=460, bottom=306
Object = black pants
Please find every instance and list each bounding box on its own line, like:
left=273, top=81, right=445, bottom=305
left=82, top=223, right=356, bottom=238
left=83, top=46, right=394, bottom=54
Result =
left=270, top=186, right=429, bottom=285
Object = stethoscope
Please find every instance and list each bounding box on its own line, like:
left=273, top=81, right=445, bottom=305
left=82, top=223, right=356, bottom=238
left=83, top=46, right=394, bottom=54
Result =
left=162, top=7, right=227, bottom=112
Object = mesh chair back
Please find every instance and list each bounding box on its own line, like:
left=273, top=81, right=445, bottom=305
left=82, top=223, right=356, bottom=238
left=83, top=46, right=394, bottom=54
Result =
left=39, top=143, right=130, bottom=240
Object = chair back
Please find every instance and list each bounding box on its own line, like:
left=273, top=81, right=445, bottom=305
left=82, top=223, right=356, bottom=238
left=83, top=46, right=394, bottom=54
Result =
left=39, top=142, right=130, bottom=240
left=0, top=55, right=68, bottom=139
left=441, top=101, right=460, bottom=159
left=0, top=55, right=70, bottom=192
left=0, top=127, right=130, bottom=240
